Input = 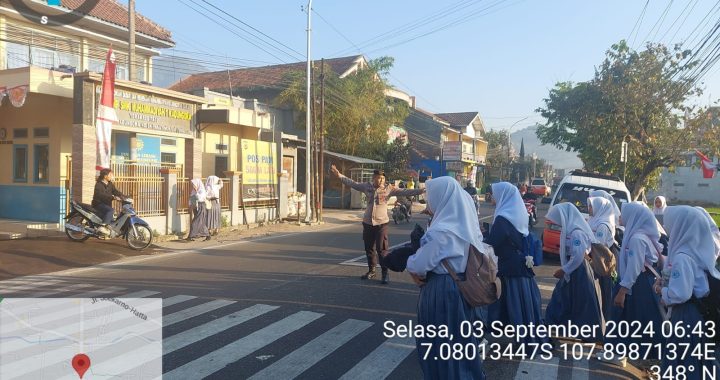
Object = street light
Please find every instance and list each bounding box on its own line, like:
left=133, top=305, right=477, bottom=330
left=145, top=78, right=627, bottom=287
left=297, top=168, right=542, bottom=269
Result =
left=506, top=117, right=529, bottom=181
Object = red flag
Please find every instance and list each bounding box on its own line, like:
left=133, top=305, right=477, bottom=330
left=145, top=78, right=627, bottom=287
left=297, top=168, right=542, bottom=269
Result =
left=95, top=48, right=117, bottom=171
left=696, top=150, right=717, bottom=179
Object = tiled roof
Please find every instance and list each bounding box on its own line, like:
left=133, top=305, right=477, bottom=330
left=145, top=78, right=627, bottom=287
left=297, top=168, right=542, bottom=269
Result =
left=436, top=112, right=479, bottom=127
left=60, top=0, right=173, bottom=44
left=169, top=55, right=365, bottom=93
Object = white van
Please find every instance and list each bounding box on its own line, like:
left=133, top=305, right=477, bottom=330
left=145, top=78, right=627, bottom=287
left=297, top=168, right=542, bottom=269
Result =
left=543, top=170, right=631, bottom=254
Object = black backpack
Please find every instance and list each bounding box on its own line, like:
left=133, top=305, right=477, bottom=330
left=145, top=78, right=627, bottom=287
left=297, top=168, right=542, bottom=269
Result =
left=690, top=267, right=720, bottom=345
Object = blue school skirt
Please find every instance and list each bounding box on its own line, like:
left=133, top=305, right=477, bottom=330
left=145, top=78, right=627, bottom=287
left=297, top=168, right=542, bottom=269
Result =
left=487, top=275, right=548, bottom=345
left=606, top=271, right=664, bottom=354
left=663, top=302, right=719, bottom=380
left=597, top=275, right=613, bottom=322
left=545, top=259, right=605, bottom=340
left=417, top=272, right=486, bottom=380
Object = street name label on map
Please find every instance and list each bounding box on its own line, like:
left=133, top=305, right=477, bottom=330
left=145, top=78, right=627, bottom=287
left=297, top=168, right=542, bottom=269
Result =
left=0, top=298, right=162, bottom=379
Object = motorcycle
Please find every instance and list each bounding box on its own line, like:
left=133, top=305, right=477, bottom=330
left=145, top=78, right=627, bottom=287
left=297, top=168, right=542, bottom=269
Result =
left=64, top=197, right=154, bottom=250
left=525, top=198, right=537, bottom=227
left=391, top=201, right=411, bottom=224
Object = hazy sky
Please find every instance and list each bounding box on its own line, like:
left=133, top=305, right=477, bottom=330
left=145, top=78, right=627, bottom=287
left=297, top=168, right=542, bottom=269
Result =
left=127, top=0, right=720, bottom=131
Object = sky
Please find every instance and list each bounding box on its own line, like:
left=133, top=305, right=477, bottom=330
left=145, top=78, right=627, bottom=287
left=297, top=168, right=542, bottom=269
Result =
left=125, top=0, right=720, bottom=132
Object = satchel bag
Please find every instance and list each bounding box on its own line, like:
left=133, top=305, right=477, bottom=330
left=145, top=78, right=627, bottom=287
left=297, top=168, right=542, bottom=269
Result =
left=204, top=200, right=213, bottom=210
left=589, top=243, right=617, bottom=277
left=442, top=245, right=501, bottom=307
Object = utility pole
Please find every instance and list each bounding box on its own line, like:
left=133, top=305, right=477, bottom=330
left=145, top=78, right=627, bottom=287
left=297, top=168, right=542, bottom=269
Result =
left=304, top=0, right=313, bottom=223
left=319, top=58, right=325, bottom=223
left=128, top=0, right=136, bottom=81
left=312, top=63, right=320, bottom=223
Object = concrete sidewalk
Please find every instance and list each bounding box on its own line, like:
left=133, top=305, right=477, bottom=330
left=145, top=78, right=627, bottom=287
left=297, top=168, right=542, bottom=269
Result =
left=0, top=209, right=365, bottom=282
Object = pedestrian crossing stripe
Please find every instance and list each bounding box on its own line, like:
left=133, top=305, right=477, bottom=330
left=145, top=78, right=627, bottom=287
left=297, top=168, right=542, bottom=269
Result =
left=0, top=276, right=646, bottom=380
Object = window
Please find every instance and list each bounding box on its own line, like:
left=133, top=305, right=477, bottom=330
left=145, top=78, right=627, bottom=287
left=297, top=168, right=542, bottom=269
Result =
left=30, top=46, right=55, bottom=69
left=6, top=42, right=29, bottom=69
left=34, top=128, right=49, bottom=138
left=88, top=58, right=105, bottom=73
left=34, top=144, right=49, bottom=183
left=553, top=183, right=629, bottom=214
left=698, top=183, right=710, bottom=187
left=57, top=51, right=80, bottom=69
left=215, top=156, right=228, bottom=176
left=161, top=152, right=176, bottom=163
left=13, top=145, right=28, bottom=182
left=13, top=129, right=28, bottom=139
left=161, top=138, right=176, bottom=146
left=116, top=65, right=128, bottom=80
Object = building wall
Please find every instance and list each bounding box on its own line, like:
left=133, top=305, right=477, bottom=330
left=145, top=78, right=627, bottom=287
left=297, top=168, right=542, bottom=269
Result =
left=1, top=17, right=153, bottom=81
left=651, top=166, right=720, bottom=205
left=0, top=93, right=72, bottom=221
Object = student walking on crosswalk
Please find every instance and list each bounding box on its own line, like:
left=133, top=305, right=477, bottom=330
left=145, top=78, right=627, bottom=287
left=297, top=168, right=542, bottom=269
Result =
left=406, top=177, right=486, bottom=380
left=587, top=197, right=618, bottom=320
left=544, top=203, right=605, bottom=340
left=605, top=203, right=664, bottom=358
left=483, top=182, right=546, bottom=344
left=656, top=206, right=720, bottom=379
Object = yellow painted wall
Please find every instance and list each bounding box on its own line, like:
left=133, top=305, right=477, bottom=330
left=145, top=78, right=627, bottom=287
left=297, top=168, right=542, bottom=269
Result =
left=0, top=93, right=72, bottom=187
left=201, top=124, right=243, bottom=177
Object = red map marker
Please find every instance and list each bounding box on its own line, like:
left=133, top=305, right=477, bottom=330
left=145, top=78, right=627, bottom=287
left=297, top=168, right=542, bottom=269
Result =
left=72, top=354, right=91, bottom=379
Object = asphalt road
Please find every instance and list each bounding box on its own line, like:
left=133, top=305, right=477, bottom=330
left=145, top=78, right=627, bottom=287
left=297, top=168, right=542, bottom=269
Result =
left=0, top=201, right=648, bottom=379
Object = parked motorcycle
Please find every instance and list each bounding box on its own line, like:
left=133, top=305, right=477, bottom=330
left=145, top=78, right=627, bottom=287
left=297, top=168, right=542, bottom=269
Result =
left=64, top=197, right=153, bottom=250
left=525, top=199, right=537, bottom=226
left=392, top=201, right=411, bottom=224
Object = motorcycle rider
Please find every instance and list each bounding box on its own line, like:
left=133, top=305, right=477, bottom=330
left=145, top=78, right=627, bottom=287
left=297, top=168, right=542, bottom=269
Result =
left=92, top=168, right=126, bottom=236
left=464, top=180, right=478, bottom=197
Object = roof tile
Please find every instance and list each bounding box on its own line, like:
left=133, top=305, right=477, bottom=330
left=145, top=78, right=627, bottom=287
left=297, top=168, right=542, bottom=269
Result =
left=60, top=0, right=173, bottom=44
left=169, top=55, right=364, bottom=93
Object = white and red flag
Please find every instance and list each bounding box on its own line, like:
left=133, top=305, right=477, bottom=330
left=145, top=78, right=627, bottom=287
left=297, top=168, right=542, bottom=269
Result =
left=95, top=48, right=118, bottom=171
left=695, top=150, right=717, bottom=179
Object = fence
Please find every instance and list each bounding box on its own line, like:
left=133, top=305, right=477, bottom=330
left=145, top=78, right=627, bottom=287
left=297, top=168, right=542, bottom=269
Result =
left=111, top=161, right=183, bottom=178
left=177, top=178, right=232, bottom=213
left=113, top=177, right=166, bottom=217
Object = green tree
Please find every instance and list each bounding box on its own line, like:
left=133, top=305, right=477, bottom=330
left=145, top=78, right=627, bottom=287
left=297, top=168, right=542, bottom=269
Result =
left=484, top=129, right=512, bottom=180
left=276, top=57, right=409, bottom=160
left=537, top=41, right=711, bottom=199
left=378, top=137, right=411, bottom=181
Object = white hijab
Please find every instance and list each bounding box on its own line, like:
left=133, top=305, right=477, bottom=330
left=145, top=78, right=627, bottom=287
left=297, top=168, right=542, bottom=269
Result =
left=546, top=203, right=596, bottom=268
left=206, top=175, right=223, bottom=199
left=621, top=202, right=662, bottom=259
left=492, top=182, right=529, bottom=237
left=190, top=178, right=207, bottom=204
left=696, top=206, right=720, bottom=258
left=426, top=177, right=482, bottom=249
left=653, top=196, right=667, bottom=215
left=588, top=197, right=616, bottom=234
left=665, top=206, right=720, bottom=280
left=589, top=189, right=621, bottom=225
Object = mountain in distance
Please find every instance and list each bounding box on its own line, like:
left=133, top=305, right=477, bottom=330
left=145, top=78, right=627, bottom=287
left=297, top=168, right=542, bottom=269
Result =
left=152, top=55, right=208, bottom=88
left=510, top=124, right=583, bottom=171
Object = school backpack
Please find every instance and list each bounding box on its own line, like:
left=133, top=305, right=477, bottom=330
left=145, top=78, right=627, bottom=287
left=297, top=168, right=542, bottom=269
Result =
left=525, top=232, right=543, bottom=266
left=589, top=243, right=617, bottom=277
left=510, top=232, right=543, bottom=266
left=694, top=271, right=720, bottom=345
left=442, top=245, right=501, bottom=307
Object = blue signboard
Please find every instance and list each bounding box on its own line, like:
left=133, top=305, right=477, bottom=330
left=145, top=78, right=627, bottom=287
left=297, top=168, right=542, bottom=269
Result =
left=136, top=135, right=161, bottom=163
left=114, top=132, right=130, bottom=161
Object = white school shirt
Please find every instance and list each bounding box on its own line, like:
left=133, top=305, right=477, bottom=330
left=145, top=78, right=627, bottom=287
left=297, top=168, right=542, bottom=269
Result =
left=561, top=229, right=591, bottom=280
left=406, top=231, right=469, bottom=277
left=618, top=236, right=658, bottom=294
left=661, top=254, right=710, bottom=305
left=592, top=223, right=615, bottom=248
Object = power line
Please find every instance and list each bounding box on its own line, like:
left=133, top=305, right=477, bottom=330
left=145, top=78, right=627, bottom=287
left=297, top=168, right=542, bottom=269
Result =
left=176, top=0, right=291, bottom=63
left=643, top=0, right=674, bottom=44
left=629, top=0, right=650, bottom=48
left=199, top=0, right=305, bottom=60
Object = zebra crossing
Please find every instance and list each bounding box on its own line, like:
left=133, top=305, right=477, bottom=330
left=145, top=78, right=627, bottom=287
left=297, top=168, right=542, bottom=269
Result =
left=0, top=275, right=634, bottom=379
